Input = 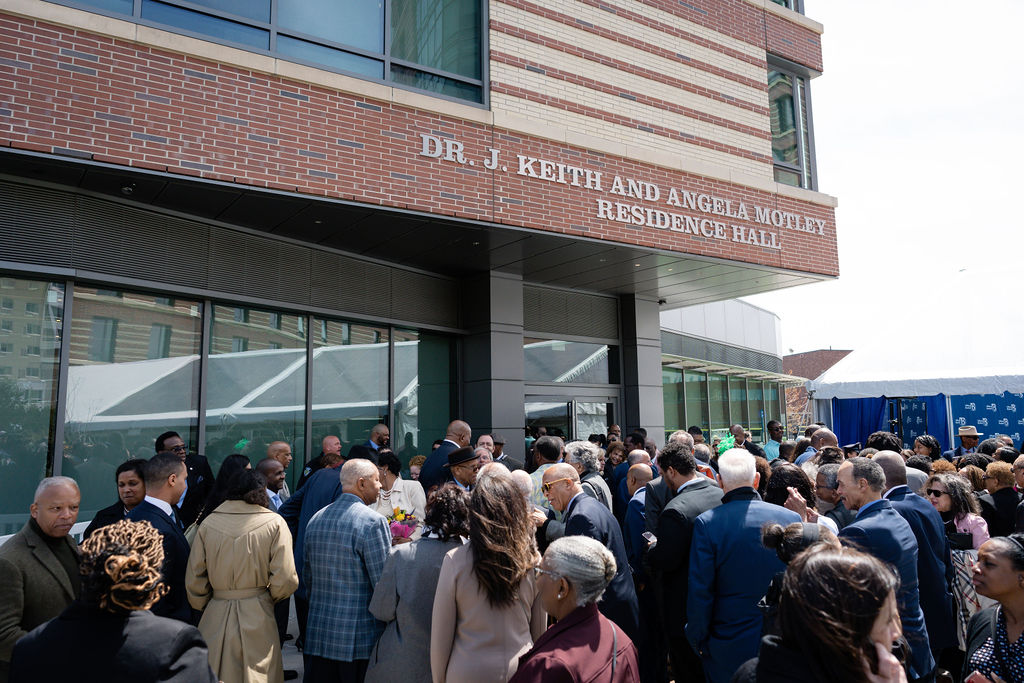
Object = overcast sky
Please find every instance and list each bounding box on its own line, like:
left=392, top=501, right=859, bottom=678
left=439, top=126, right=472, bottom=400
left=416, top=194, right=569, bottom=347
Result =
left=742, top=0, right=1024, bottom=354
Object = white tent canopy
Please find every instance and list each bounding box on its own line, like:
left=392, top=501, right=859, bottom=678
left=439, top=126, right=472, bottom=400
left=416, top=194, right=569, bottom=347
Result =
left=806, top=270, right=1024, bottom=400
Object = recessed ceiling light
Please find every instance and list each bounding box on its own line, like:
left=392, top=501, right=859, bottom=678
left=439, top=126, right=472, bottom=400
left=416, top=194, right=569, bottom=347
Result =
left=314, top=219, right=322, bottom=224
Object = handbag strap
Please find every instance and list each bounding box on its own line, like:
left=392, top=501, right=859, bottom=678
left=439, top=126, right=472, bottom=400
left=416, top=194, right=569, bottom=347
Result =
left=611, top=622, right=618, bottom=678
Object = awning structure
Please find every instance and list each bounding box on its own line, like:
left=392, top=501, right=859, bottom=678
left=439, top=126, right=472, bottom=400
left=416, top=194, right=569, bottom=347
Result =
left=661, top=354, right=806, bottom=385
left=806, top=271, right=1024, bottom=400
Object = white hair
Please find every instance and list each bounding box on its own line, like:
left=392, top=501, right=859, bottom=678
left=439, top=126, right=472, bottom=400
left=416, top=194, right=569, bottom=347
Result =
left=564, top=440, right=601, bottom=474
left=510, top=470, right=533, bottom=499
left=544, top=535, right=617, bottom=607
left=34, top=476, right=79, bottom=502
left=667, top=430, right=694, bottom=447
left=475, top=462, right=509, bottom=486
left=717, top=449, right=756, bottom=489
left=340, top=458, right=378, bottom=488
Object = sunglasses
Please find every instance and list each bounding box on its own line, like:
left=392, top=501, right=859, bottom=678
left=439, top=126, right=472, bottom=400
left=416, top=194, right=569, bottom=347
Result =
left=541, top=477, right=572, bottom=493
left=925, top=488, right=948, bottom=498
left=171, top=444, right=187, bottom=452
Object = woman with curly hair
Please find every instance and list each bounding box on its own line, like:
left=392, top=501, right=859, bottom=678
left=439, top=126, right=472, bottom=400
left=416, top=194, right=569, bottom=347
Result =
left=914, top=434, right=943, bottom=461
left=10, top=519, right=217, bottom=682
left=430, top=469, right=545, bottom=682
left=734, top=544, right=908, bottom=683
left=186, top=469, right=297, bottom=683
left=367, top=484, right=471, bottom=683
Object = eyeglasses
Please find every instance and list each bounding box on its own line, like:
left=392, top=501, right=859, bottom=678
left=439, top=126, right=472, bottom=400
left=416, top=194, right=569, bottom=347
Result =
left=925, top=488, right=948, bottom=498
left=541, top=477, right=572, bottom=493
left=170, top=444, right=187, bottom=453
left=533, top=566, right=560, bottom=580
left=454, top=462, right=480, bottom=472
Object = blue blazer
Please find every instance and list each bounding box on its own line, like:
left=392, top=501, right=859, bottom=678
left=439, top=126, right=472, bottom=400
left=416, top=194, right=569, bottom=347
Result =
left=417, top=440, right=458, bottom=493
left=127, top=500, right=191, bottom=623
left=885, top=485, right=956, bottom=652
left=278, top=465, right=343, bottom=599
left=685, top=487, right=800, bottom=683
left=564, top=493, right=640, bottom=642
left=839, top=499, right=935, bottom=680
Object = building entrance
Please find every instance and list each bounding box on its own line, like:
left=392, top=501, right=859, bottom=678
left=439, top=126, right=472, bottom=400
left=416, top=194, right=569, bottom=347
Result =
left=524, top=397, right=617, bottom=443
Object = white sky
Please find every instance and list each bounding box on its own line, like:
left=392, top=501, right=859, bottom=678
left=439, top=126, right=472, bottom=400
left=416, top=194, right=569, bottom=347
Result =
left=742, top=0, right=1024, bottom=354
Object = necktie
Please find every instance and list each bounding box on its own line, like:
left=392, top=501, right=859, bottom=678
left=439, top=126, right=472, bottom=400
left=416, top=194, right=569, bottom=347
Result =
left=271, top=493, right=282, bottom=510
left=171, top=507, right=184, bottom=530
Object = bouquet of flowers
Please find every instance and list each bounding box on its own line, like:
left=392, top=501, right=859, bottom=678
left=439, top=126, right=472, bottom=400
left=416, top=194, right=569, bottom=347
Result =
left=387, top=507, right=418, bottom=539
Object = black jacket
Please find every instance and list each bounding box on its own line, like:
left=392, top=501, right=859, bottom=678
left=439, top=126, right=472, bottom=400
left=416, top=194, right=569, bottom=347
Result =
left=178, top=454, right=214, bottom=527
left=81, top=501, right=127, bottom=539
left=979, top=487, right=1021, bottom=537
left=963, top=606, right=999, bottom=682
left=10, top=602, right=216, bottom=683
left=127, top=501, right=192, bottom=623
left=731, top=636, right=821, bottom=683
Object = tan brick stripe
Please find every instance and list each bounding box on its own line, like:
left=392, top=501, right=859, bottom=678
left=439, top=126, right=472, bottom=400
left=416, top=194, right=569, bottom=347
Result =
left=491, top=83, right=773, bottom=164
left=495, top=0, right=768, bottom=92
left=491, top=51, right=769, bottom=142
left=490, top=21, right=769, bottom=117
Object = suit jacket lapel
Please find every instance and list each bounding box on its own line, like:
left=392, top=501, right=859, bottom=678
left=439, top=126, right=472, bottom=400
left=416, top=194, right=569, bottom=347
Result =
left=25, top=526, right=76, bottom=601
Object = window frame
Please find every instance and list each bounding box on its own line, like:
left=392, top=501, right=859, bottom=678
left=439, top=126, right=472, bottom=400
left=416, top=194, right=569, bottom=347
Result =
left=767, top=55, right=818, bottom=191
left=45, top=0, right=490, bottom=107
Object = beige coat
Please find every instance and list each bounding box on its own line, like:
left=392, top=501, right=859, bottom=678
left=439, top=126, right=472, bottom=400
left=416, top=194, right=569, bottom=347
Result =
left=186, top=501, right=298, bottom=683
left=430, top=544, right=545, bottom=683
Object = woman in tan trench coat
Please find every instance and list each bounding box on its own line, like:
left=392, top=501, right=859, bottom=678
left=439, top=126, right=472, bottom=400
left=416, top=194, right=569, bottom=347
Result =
left=187, top=469, right=298, bottom=683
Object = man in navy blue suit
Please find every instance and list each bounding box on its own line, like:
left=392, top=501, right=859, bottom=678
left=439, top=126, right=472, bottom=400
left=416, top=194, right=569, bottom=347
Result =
left=876, top=451, right=956, bottom=664
left=128, top=452, right=192, bottom=623
left=685, top=449, right=800, bottom=683
left=417, top=420, right=471, bottom=493
left=542, top=463, right=640, bottom=643
left=837, top=457, right=935, bottom=682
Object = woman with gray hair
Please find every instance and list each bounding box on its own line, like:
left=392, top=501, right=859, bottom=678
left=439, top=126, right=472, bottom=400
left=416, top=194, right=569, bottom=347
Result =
left=509, top=536, right=639, bottom=682
left=564, top=440, right=613, bottom=511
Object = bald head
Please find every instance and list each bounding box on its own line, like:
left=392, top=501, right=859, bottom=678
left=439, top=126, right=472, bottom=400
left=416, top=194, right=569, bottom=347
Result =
left=810, top=428, right=838, bottom=449
left=627, top=449, right=651, bottom=466
left=873, top=450, right=907, bottom=488
left=510, top=469, right=534, bottom=499
left=445, top=420, right=472, bottom=447
left=627, top=463, right=653, bottom=497
left=547, top=462, right=580, bottom=482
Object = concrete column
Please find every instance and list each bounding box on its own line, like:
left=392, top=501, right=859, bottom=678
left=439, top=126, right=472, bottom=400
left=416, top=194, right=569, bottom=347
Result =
left=460, top=272, right=526, bottom=460
left=620, top=294, right=665, bottom=445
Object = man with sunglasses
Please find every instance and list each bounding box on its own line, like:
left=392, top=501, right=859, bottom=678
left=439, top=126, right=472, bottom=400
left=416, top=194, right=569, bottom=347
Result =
left=155, top=430, right=214, bottom=528
left=541, top=464, right=639, bottom=643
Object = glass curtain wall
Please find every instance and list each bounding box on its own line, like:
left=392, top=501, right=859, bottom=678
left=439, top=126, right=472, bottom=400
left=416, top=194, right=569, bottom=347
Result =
left=393, top=328, right=454, bottom=463
left=0, top=278, right=63, bottom=534
left=63, top=287, right=202, bottom=525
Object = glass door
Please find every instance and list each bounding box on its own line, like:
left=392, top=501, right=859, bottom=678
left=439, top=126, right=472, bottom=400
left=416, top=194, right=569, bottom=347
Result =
left=525, top=396, right=617, bottom=443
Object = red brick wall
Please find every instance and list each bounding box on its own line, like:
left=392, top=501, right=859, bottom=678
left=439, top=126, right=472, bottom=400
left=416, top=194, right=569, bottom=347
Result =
left=0, top=13, right=837, bottom=277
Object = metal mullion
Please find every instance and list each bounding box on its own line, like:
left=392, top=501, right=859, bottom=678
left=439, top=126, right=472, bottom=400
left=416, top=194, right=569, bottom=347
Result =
left=50, top=280, right=74, bottom=477
left=387, top=326, right=395, bottom=434
left=792, top=75, right=807, bottom=189
left=304, top=313, right=313, bottom=467
left=269, top=0, right=278, bottom=52
left=160, top=0, right=275, bottom=30
left=480, top=0, right=490, bottom=107
left=133, top=0, right=142, bottom=17
left=383, top=0, right=392, bottom=80
left=278, top=28, right=386, bottom=63
left=196, top=299, right=211, bottom=455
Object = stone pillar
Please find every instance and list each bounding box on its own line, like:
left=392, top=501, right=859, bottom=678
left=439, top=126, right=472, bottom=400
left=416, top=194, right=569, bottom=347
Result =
left=620, top=294, right=665, bottom=445
left=460, top=272, right=526, bottom=460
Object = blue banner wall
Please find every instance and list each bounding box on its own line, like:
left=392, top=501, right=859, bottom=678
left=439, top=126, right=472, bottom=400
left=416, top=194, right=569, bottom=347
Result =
left=832, top=397, right=888, bottom=448
left=832, top=394, right=951, bottom=452
left=950, top=392, right=1024, bottom=447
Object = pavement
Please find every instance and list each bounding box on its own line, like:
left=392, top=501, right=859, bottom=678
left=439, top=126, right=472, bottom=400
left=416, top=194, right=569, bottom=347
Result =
left=281, top=600, right=304, bottom=679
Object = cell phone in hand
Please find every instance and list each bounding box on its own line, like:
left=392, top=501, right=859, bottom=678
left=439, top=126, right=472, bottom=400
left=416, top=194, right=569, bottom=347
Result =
left=642, top=531, right=656, bottom=545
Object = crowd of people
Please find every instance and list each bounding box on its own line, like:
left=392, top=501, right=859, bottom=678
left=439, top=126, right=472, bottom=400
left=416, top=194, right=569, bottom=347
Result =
left=1, top=420, right=1024, bottom=683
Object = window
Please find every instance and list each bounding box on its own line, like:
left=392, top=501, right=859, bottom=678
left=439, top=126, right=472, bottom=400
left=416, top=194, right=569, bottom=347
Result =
left=24, top=302, right=39, bottom=316
left=770, top=0, right=803, bottom=11
left=24, top=324, right=41, bottom=336
left=0, top=343, right=11, bottom=354
left=55, top=0, right=485, bottom=104
left=154, top=296, right=175, bottom=307
left=24, top=367, right=40, bottom=378
left=231, top=336, right=249, bottom=353
left=0, top=279, right=14, bottom=289
left=22, top=345, right=41, bottom=357
left=233, top=307, right=249, bottom=323
left=268, top=313, right=281, bottom=330
left=148, top=323, right=172, bottom=359
left=0, top=366, right=11, bottom=376
left=768, top=66, right=816, bottom=189
left=0, top=320, right=11, bottom=334
left=1, top=298, right=13, bottom=311
left=88, top=317, right=118, bottom=362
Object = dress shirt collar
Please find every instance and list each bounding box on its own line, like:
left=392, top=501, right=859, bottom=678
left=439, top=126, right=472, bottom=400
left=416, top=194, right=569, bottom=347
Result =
left=267, top=489, right=282, bottom=508
left=144, top=495, right=173, bottom=518
left=883, top=485, right=908, bottom=499
left=855, top=497, right=885, bottom=518
left=676, top=476, right=705, bottom=494
left=453, top=477, right=471, bottom=491
left=566, top=491, right=586, bottom=514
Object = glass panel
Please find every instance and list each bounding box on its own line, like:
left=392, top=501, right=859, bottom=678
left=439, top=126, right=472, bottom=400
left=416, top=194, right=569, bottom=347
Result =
left=524, top=338, right=616, bottom=384
left=310, top=319, right=389, bottom=478
left=575, top=401, right=611, bottom=442
left=393, top=328, right=453, bottom=468
left=77, top=0, right=133, bottom=14
left=205, top=305, right=305, bottom=487
left=187, top=0, right=270, bottom=22
left=728, top=377, right=748, bottom=430
left=390, top=65, right=482, bottom=103
left=798, top=78, right=813, bottom=189
left=526, top=400, right=570, bottom=442
left=747, top=380, right=764, bottom=442
left=277, top=36, right=384, bottom=80
left=277, top=0, right=384, bottom=53
left=0, top=279, right=62, bottom=536
left=684, top=370, right=709, bottom=435
left=708, top=374, right=729, bottom=442
left=764, top=382, right=782, bottom=435
left=141, top=1, right=270, bottom=49
left=391, top=0, right=481, bottom=79
left=64, top=287, right=201, bottom=529
left=768, top=70, right=798, bottom=166
left=661, top=366, right=683, bottom=441
left=773, top=166, right=801, bottom=187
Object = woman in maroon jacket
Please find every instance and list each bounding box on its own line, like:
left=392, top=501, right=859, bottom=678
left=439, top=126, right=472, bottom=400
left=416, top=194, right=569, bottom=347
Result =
left=510, top=536, right=639, bottom=682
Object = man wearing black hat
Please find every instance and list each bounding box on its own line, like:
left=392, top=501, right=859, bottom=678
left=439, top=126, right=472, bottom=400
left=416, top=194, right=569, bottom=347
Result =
left=492, top=434, right=523, bottom=472
left=445, top=447, right=479, bottom=491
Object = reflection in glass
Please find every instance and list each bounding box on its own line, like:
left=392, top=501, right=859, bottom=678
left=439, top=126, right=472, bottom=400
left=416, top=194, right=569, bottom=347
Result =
left=310, top=320, right=389, bottom=470
left=63, top=287, right=201, bottom=527
left=747, top=380, right=764, bottom=442
left=0, top=279, right=62, bottom=535
left=684, top=370, right=709, bottom=434
left=391, top=0, right=481, bottom=78
left=205, top=305, right=305, bottom=487
left=768, top=70, right=797, bottom=166
left=277, top=36, right=384, bottom=80
left=728, top=377, right=747, bottom=431
left=393, top=328, right=452, bottom=465
left=277, top=0, right=384, bottom=53
left=524, top=339, right=616, bottom=384
left=708, top=374, right=729, bottom=441
left=390, top=65, right=482, bottom=103
left=140, top=1, right=270, bottom=49
left=764, top=383, right=782, bottom=435
left=662, top=366, right=683, bottom=441
left=526, top=401, right=570, bottom=441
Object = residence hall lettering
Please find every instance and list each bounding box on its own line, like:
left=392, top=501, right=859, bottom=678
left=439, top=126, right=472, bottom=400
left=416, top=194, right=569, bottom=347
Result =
left=419, top=133, right=827, bottom=251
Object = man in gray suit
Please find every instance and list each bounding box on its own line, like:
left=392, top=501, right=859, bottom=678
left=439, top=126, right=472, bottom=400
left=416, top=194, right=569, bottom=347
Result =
left=0, top=477, right=82, bottom=682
